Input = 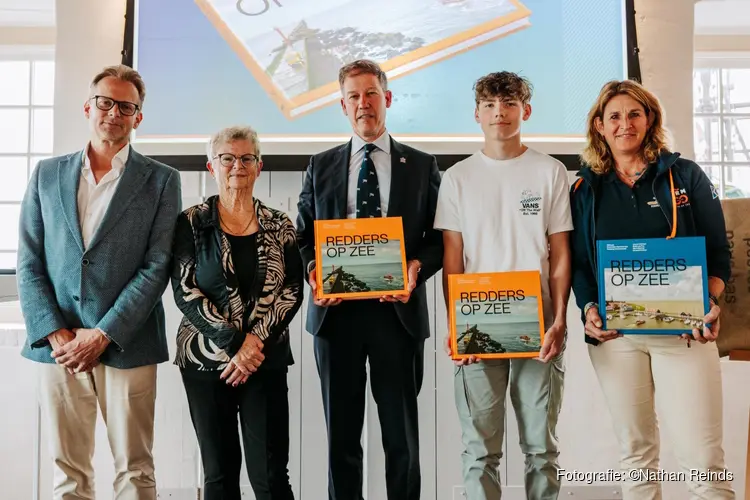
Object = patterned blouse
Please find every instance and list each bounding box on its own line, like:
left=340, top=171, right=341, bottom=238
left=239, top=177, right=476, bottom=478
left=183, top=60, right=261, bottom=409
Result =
left=170, top=195, right=303, bottom=372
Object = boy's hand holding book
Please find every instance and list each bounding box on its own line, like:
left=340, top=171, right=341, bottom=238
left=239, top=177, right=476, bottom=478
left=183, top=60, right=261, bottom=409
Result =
left=538, top=322, right=565, bottom=363
left=443, top=333, right=479, bottom=366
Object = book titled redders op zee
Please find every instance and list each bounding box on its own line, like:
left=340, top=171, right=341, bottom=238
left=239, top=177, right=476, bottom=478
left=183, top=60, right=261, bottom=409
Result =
left=314, top=217, right=408, bottom=300
left=448, top=270, right=545, bottom=360
left=596, top=236, right=710, bottom=334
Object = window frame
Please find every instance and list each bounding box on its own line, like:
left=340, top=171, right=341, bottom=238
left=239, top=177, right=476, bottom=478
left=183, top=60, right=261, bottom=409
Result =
left=0, top=45, right=55, bottom=273
left=694, top=51, right=750, bottom=199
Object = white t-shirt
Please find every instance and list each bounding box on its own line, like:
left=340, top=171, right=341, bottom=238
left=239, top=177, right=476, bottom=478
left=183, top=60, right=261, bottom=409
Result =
left=434, top=147, right=573, bottom=326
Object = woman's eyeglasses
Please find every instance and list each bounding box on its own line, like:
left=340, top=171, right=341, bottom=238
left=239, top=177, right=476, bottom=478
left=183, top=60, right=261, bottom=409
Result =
left=213, top=153, right=259, bottom=168
left=90, top=95, right=140, bottom=116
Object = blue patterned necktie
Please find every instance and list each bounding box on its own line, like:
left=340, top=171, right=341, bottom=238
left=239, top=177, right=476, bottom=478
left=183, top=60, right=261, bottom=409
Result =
left=356, top=143, right=381, bottom=218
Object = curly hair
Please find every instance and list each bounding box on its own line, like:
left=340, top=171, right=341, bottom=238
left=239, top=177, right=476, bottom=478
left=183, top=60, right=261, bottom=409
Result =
left=581, top=79, right=671, bottom=174
left=473, top=71, right=533, bottom=105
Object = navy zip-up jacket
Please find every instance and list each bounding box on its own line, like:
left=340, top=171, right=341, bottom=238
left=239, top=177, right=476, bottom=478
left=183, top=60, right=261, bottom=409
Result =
left=569, top=150, right=731, bottom=345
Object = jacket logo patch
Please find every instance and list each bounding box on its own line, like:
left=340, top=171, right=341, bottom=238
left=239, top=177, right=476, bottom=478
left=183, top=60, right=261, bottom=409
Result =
left=647, top=198, right=660, bottom=208
left=519, top=189, right=542, bottom=215
left=674, top=188, right=690, bottom=208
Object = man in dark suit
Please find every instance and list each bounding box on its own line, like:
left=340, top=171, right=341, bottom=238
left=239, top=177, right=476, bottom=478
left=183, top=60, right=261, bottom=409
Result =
left=296, top=59, right=443, bottom=500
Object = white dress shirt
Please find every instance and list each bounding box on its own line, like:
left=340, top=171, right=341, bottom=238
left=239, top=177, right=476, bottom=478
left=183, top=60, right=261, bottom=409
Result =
left=347, top=130, right=392, bottom=218
left=77, top=143, right=130, bottom=249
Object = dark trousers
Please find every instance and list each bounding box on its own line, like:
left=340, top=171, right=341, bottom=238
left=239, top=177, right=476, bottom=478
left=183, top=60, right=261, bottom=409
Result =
left=181, top=368, right=294, bottom=500
left=313, top=300, right=425, bottom=500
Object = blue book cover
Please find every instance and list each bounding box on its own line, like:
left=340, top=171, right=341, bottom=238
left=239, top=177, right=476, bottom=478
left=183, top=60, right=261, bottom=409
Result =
left=596, top=237, right=709, bottom=334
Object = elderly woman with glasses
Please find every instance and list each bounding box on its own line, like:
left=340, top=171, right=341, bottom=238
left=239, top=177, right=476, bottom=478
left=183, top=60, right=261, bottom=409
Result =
left=171, top=125, right=303, bottom=500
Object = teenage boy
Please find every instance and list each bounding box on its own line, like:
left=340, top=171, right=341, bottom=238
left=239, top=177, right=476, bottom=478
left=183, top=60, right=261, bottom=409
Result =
left=433, top=71, right=573, bottom=500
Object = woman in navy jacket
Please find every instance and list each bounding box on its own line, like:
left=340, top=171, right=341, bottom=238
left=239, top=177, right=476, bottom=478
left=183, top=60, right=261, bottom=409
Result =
left=570, top=80, right=734, bottom=499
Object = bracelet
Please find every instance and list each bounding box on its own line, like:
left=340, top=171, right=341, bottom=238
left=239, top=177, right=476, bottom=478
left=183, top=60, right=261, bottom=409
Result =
left=708, top=293, right=719, bottom=306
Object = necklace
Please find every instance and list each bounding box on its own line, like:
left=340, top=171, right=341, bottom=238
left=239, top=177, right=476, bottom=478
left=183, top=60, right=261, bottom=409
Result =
left=218, top=206, right=256, bottom=236
left=615, top=165, right=646, bottom=187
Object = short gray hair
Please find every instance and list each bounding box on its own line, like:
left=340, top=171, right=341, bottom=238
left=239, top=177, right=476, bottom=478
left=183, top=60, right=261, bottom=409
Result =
left=206, top=125, right=261, bottom=162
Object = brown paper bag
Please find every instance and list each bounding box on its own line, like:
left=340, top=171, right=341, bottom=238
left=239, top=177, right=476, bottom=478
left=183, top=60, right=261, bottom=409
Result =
left=716, top=198, right=750, bottom=357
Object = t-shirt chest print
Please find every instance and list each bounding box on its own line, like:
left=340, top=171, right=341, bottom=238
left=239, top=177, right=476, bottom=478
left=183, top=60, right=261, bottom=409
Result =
left=519, top=189, right=542, bottom=215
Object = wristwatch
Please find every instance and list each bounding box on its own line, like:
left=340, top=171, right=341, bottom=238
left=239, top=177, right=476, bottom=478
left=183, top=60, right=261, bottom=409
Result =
left=584, top=301, right=598, bottom=317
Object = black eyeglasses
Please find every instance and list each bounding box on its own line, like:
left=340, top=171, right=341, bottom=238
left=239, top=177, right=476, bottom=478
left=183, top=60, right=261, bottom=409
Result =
left=90, top=95, right=140, bottom=116
left=213, top=153, right=259, bottom=168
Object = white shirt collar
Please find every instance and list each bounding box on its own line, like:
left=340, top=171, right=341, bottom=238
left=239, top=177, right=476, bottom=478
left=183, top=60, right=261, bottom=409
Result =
left=351, top=129, right=391, bottom=156
left=82, top=142, right=130, bottom=173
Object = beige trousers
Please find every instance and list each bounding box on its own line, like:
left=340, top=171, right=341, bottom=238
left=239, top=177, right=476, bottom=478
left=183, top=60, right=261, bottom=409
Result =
left=38, top=362, right=158, bottom=500
left=588, top=335, right=735, bottom=499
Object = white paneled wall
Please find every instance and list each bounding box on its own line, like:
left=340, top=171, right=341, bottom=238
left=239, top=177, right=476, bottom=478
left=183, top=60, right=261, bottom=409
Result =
left=2, top=170, right=749, bottom=500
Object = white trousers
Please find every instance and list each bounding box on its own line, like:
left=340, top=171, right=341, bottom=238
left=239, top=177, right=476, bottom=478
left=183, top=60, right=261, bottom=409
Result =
left=588, top=335, right=735, bottom=500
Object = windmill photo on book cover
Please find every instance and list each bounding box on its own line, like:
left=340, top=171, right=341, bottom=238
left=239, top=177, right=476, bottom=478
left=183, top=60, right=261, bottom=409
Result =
left=196, top=0, right=532, bottom=118
left=597, top=237, right=709, bottom=334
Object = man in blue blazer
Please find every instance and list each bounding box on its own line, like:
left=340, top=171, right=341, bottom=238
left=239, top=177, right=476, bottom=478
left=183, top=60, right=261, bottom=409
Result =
left=17, top=65, right=181, bottom=500
left=296, top=59, right=443, bottom=500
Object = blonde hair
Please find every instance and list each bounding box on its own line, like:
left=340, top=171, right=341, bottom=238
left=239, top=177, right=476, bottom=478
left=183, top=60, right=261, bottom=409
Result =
left=581, top=80, right=671, bottom=175
left=206, top=126, right=261, bottom=162
left=90, top=64, right=146, bottom=105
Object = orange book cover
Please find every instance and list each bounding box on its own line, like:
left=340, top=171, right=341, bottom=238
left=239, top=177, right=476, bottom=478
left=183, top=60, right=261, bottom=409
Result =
left=448, top=271, right=545, bottom=360
left=314, top=217, right=408, bottom=300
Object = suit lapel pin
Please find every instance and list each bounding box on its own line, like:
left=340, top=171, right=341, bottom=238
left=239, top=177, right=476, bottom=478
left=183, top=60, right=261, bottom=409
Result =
left=400, top=157, right=406, bottom=163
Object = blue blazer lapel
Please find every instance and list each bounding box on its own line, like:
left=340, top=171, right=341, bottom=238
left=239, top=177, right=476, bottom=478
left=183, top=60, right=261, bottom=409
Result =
left=58, top=153, right=85, bottom=253
left=86, top=149, right=152, bottom=251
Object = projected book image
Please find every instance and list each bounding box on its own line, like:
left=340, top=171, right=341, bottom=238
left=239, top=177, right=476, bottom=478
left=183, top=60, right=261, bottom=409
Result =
left=448, top=271, right=545, bottom=360
left=314, top=217, right=407, bottom=300
left=196, top=0, right=531, bottom=118
left=597, top=237, right=710, bottom=334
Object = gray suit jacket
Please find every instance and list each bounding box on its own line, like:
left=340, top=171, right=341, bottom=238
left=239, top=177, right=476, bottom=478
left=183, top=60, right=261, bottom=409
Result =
left=17, top=147, right=182, bottom=368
